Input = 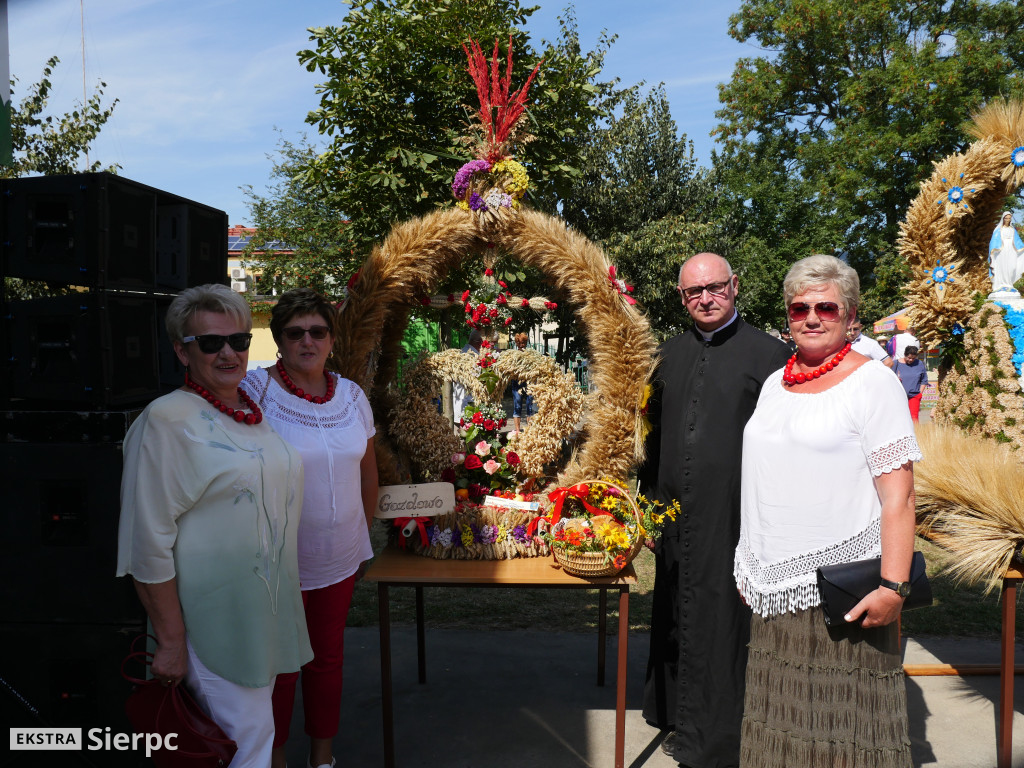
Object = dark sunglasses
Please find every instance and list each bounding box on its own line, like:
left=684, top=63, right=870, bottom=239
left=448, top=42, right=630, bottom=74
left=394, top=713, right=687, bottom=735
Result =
left=182, top=333, right=253, bottom=354
left=787, top=302, right=842, bottom=322
left=281, top=325, right=331, bottom=342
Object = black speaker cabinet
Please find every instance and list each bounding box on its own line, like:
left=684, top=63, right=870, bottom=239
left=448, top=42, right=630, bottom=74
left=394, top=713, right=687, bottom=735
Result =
left=2, top=173, right=157, bottom=289
left=7, top=293, right=161, bottom=408
left=0, top=441, right=143, bottom=625
left=1, top=622, right=148, bottom=767
left=156, top=203, right=229, bottom=289
left=2, top=172, right=229, bottom=291
left=155, top=294, right=185, bottom=392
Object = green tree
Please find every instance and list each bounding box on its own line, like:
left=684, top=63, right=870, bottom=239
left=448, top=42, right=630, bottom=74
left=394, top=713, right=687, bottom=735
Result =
left=296, top=0, right=616, bottom=258
left=561, top=86, right=722, bottom=340
left=713, top=135, right=843, bottom=330
left=715, top=0, right=1024, bottom=313
left=2, top=55, right=119, bottom=179
left=240, top=133, right=359, bottom=299
left=4, top=56, right=118, bottom=300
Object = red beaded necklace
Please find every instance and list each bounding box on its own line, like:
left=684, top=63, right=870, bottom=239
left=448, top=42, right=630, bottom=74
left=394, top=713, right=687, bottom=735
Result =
left=184, top=373, right=263, bottom=425
left=783, top=342, right=853, bottom=386
left=276, top=360, right=336, bottom=404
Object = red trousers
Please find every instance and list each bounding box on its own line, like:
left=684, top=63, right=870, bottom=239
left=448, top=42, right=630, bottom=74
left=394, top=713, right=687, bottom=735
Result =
left=272, top=574, right=357, bottom=745
left=908, top=393, right=922, bottom=423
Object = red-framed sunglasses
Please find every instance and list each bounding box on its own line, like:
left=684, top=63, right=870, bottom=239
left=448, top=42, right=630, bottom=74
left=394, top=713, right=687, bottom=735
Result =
left=787, top=302, right=842, bottom=322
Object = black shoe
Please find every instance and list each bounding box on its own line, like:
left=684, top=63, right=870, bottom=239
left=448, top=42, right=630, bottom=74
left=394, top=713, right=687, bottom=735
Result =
left=660, top=731, right=677, bottom=757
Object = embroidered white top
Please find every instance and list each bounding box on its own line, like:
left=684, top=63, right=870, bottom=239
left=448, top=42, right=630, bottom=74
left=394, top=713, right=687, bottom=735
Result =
left=734, top=360, right=922, bottom=617
left=242, top=369, right=375, bottom=590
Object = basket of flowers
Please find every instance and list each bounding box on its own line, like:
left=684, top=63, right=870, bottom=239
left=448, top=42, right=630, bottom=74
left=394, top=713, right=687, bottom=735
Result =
left=542, top=479, right=678, bottom=578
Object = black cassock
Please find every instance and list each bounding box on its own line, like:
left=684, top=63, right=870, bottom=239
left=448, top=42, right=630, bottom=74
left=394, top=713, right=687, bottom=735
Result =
left=639, top=318, right=790, bottom=768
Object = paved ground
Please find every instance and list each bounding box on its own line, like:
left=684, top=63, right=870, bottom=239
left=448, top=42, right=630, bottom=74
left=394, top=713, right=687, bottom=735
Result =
left=282, top=627, right=1024, bottom=768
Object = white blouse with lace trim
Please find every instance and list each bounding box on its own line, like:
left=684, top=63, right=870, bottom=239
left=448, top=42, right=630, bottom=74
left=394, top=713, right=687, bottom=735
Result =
left=242, top=368, right=375, bottom=590
left=733, top=360, right=922, bottom=617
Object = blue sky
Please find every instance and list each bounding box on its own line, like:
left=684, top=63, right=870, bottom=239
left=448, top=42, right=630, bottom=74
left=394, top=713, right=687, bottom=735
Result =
left=8, top=0, right=750, bottom=225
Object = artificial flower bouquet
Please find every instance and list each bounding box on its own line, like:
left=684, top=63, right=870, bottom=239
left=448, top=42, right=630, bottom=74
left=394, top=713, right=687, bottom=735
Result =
left=540, top=480, right=678, bottom=577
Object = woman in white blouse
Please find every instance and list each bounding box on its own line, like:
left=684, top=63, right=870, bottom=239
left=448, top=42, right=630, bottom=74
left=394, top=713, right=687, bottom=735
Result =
left=734, top=254, right=921, bottom=768
left=242, top=288, right=378, bottom=768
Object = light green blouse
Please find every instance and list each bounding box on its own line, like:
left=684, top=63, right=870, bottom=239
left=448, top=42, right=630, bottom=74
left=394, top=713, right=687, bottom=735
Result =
left=117, top=390, right=312, bottom=687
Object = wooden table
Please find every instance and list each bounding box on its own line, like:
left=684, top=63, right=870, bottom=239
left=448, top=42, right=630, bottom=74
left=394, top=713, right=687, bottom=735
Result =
left=363, top=546, right=637, bottom=768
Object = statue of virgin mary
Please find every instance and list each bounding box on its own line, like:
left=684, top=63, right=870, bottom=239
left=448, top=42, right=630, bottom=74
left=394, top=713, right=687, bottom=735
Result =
left=989, top=211, right=1024, bottom=293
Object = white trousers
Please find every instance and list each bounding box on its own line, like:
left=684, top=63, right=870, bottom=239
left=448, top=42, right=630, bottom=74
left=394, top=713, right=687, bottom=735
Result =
left=185, top=637, right=276, bottom=768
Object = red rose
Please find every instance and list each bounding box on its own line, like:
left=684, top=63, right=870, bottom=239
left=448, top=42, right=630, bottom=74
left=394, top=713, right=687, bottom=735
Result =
left=489, top=308, right=499, bottom=317
left=484, top=268, right=494, bottom=276
left=498, top=419, right=506, bottom=428
left=420, top=296, right=431, bottom=306
left=496, top=294, right=507, bottom=305
left=447, top=293, right=455, bottom=303
left=505, top=451, right=520, bottom=466
left=472, top=412, right=484, bottom=425
left=465, top=303, right=472, bottom=313
left=441, top=467, right=456, bottom=483
left=504, top=317, right=513, bottom=326
left=498, top=280, right=508, bottom=289
left=469, top=483, right=485, bottom=497
left=521, top=298, right=529, bottom=308
left=465, top=455, right=483, bottom=470
left=483, top=419, right=496, bottom=430
left=462, top=290, right=471, bottom=302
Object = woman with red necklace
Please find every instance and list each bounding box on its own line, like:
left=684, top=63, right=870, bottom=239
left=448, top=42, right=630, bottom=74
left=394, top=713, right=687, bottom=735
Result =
left=734, top=255, right=921, bottom=767
left=117, top=284, right=312, bottom=768
left=242, top=288, right=378, bottom=768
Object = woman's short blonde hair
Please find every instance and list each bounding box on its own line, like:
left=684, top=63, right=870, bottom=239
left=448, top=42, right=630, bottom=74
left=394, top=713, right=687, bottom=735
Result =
left=165, top=283, right=252, bottom=343
left=783, top=254, right=860, bottom=314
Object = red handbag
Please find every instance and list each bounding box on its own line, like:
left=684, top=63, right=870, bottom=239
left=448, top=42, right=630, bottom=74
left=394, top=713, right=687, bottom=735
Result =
left=121, top=635, right=238, bottom=767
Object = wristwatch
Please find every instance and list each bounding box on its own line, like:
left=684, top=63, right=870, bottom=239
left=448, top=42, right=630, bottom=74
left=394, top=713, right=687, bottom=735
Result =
left=880, top=577, right=911, bottom=598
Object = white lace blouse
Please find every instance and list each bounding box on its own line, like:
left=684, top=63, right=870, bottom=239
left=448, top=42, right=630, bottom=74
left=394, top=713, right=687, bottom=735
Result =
left=242, top=368, right=376, bottom=590
left=734, top=360, right=922, bottom=617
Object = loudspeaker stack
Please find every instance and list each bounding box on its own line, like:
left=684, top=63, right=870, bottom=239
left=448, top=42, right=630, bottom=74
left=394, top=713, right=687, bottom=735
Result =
left=0, top=173, right=228, bottom=758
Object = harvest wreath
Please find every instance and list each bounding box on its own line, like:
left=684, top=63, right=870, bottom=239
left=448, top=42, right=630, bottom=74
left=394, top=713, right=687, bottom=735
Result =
left=331, top=39, right=658, bottom=569
left=900, top=100, right=1024, bottom=348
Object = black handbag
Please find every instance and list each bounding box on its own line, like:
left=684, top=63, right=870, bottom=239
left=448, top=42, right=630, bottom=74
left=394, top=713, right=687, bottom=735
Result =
left=816, top=551, right=932, bottom=627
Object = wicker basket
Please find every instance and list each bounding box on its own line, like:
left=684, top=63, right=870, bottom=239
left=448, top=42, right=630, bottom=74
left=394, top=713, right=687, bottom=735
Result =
left=550, top=480, right=644, bottom=578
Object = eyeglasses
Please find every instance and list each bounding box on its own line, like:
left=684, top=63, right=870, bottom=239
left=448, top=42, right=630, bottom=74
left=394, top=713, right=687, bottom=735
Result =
left=787, top=302, right=842, bottom=322
left=679, top=281, right=731, bottom=301
left=182, top=333, right=253, bottom=354
left=281, top=325, right=331, bottom=342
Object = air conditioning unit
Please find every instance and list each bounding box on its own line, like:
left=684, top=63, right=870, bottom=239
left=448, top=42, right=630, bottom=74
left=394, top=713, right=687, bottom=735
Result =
left=230, top=266, right=246, bottom=280
left=230, top=279, right=247, bottom=293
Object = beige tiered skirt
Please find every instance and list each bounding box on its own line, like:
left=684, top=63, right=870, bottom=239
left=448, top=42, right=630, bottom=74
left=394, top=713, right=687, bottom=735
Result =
left=740, top=607, right=912, bottom=768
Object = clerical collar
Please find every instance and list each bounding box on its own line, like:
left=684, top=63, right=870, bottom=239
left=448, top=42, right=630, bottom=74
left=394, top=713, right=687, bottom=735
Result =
left=696, top=311, right=739, bottom=341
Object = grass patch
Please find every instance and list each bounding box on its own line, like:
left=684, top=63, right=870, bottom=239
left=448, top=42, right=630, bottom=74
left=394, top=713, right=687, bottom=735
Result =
left=348, top=528, right=1023, bottom=638
left=901, top=537, right=1024, bottom=638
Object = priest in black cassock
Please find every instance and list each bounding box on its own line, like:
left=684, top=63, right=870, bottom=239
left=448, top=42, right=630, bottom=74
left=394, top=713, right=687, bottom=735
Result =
left=640, top=252, right=790, bottom=768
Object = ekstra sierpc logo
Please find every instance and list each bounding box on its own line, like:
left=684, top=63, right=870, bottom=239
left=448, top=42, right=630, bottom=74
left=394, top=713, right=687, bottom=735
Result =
left=10, top=727, right=178, bottom=756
